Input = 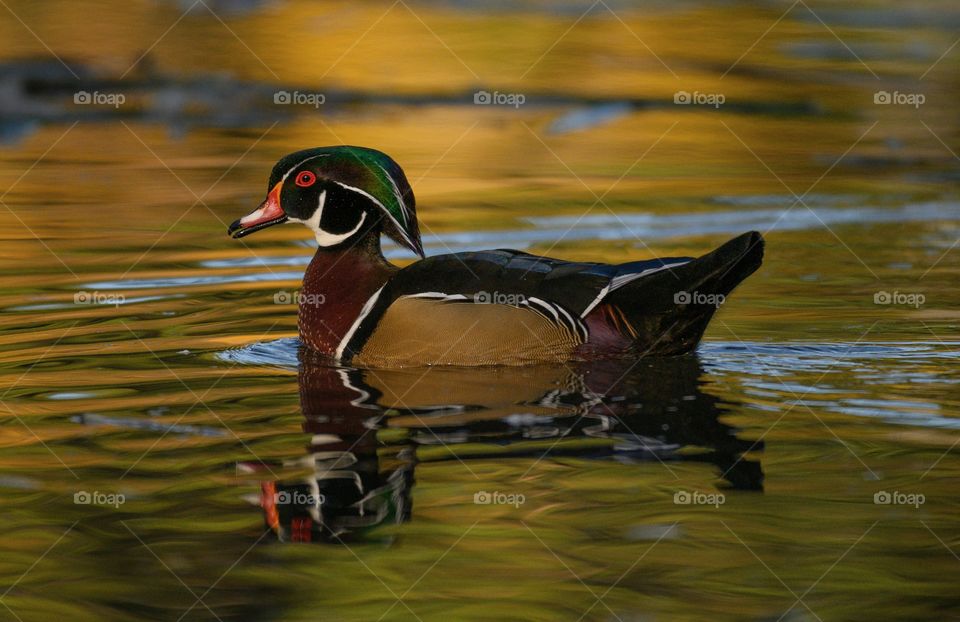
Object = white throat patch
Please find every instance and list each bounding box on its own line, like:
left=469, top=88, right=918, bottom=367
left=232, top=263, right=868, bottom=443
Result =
left=289, top=189, right=368, bottom=246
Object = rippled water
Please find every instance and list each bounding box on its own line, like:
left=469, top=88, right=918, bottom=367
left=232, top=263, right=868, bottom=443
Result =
left=1, top=0, right=959, bottom=620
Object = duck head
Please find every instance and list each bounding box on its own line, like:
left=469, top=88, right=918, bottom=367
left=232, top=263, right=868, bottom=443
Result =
left=228, top=146, right=424, bottom=257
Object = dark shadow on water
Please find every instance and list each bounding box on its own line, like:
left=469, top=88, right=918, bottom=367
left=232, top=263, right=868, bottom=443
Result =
left=241, top=352, right=763, bottom=543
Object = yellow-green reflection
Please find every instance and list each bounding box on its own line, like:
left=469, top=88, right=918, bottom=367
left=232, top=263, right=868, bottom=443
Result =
left=0, top=0, right=958, bottom=620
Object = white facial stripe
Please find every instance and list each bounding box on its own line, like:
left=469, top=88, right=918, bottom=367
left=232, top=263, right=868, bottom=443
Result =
left=374, top=163, right=409, bottom=226
left=331, top=180, right=416, bottom=250
left=330, top=180, right=386, bottom=213
left=289, top=189, right=368, bottom=247
left=281, top=153, right=330, bottom=182
left=314, top=211, right=366, bottom=246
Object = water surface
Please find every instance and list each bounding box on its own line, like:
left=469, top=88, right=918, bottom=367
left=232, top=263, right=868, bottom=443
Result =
left=0, top=1, right=959, bottom=620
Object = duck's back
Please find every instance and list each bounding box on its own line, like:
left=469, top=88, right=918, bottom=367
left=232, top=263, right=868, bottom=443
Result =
left=335, top=231, right=763, bottom=367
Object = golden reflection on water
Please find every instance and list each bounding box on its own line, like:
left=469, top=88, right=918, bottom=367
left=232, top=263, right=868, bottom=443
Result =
left=0, top=0, right=958, bottom=620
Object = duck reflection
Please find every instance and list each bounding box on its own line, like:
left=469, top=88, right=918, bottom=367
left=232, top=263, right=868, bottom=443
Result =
left=247, top=353, right=762, bottom=543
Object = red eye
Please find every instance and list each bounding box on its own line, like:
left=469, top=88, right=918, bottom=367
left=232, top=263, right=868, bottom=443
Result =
left=295, top=171, right=316, bottom=187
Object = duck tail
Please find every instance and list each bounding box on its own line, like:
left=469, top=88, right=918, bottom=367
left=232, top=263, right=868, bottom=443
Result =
left=595, top=231, right=764, bottom=356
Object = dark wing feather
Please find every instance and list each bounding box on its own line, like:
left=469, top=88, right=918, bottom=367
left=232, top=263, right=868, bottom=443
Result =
left=339, top=249, right=691, bottom=362
left=378, top=249, right=692, bottom=316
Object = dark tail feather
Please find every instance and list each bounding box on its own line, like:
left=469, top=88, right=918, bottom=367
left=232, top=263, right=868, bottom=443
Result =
left=606, top=231, right=765, bottom=355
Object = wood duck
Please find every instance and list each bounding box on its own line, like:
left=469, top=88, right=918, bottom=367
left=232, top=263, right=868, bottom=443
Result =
left=228, top=146, right=764, bottom=367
